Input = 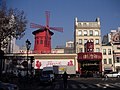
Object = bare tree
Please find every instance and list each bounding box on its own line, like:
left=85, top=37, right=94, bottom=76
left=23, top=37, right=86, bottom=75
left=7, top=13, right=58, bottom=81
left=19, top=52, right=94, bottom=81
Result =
left=0, top=0, right=27, bottom=51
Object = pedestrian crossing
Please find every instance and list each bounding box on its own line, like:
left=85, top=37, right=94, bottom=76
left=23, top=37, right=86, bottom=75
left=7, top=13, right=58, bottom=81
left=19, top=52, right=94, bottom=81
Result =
left=37, top=83, right=120, bottom=90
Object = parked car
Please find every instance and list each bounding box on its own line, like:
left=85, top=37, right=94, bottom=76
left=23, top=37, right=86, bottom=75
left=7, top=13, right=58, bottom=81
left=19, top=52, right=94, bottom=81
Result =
left=0, top=81, right=19, bottom=90
left=104, top=72, right=120, bottom=78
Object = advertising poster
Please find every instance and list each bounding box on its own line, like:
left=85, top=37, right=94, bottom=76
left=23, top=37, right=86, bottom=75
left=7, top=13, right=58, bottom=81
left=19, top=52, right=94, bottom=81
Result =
left=34, top=59, right=74, bottom=69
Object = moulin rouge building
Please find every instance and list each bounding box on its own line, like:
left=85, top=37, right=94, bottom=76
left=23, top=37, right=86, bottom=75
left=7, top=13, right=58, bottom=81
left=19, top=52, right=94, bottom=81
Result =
left=4, top=17, right=104, bottom=76
left=74, top=17, right=102, bottom=76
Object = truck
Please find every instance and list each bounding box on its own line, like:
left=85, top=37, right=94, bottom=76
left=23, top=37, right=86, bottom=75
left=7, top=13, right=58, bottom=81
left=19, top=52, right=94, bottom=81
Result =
left=53, top=65, right=76, bottom=77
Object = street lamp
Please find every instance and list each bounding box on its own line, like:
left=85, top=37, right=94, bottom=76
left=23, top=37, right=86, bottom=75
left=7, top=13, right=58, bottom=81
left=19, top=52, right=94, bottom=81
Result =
left=26, top=39, right=31, bottom=78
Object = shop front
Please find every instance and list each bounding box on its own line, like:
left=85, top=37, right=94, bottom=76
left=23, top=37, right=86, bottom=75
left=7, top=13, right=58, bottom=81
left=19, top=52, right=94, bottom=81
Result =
left=78, top=52, right=102, bottom=77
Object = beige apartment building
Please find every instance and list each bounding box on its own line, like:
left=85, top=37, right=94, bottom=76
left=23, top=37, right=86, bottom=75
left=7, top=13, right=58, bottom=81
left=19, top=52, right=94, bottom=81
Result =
left=74, top=17, right=101, bottom=53
left=102, top=43, right=114, bottom=73
left=102, top=28, right=120, bottom=72
left=74, top=17, right=102, bottom=76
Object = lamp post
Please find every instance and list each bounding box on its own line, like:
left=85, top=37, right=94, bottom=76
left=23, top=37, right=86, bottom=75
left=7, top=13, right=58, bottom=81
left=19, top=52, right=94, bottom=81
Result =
left=26, top=39, right=31, bottom=79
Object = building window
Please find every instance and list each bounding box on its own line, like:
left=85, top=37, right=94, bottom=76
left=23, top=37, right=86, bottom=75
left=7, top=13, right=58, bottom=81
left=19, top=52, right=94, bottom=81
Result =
left=79, top=39, right=82, bottom=44
left=78, top=23, right=82, bottom=26
left=95, top=30, right=99, bottom=36
left=84, top=39, right=87, bottom=44
left=83, top=23, right=87, bottom=26
left=89, top=30, right=93, bottom=36
left=108, top=49, right=111, bottom=55
left=104, top=59, right=107, bottom=64
left=95, top=39, right=99, bottom=44
left=40, top=40, right=43, bottom=44
left=79, top=48, right=83, bottom=52
left=103, top=49, right=106, bottom=55
left=67, top=43, right=73, bottom=48
left=108, top=58, right=112, bottom=64
left=96, top=48, right=100, bottom=52
left=116, top=57, right=120, bottom=63
left=84, top=30, right=88, bottom=36
left=76, top=42, right=78, bottom=45
left=78, top=30, right=82, bottom=36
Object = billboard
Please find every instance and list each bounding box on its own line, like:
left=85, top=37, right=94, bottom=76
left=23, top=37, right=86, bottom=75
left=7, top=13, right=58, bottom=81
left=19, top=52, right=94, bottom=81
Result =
left=34, top=59, right=74, bottom=69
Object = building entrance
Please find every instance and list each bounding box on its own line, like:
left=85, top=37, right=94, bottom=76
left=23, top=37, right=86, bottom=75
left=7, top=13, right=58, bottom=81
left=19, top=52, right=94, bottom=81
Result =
left=80, top=61, right=101, bottom=77
left=81, top=61, right=99, bottom=71
left=77, top=40, right=102, bottom=77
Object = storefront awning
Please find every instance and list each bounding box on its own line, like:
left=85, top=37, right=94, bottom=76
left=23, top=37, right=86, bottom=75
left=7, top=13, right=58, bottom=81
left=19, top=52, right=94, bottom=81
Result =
left=78, top=52, right=102, bottom=61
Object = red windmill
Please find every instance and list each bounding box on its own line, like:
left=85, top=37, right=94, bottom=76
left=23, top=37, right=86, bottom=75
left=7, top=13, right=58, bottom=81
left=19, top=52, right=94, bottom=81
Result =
left=30, top=11, right=63, bottom=54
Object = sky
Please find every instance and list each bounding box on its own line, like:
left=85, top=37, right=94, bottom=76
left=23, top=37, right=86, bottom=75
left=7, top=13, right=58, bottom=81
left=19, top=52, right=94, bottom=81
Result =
left=5, top=0, right=120, bottom=49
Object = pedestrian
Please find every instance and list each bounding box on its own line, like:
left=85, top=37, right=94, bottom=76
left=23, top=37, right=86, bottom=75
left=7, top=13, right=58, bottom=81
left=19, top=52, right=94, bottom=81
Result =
left=63, top=71, right=68, bottom=89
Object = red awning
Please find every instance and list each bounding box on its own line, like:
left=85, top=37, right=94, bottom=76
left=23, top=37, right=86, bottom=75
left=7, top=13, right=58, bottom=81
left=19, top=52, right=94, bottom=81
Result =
left=78, top=52, right=102, bottom=60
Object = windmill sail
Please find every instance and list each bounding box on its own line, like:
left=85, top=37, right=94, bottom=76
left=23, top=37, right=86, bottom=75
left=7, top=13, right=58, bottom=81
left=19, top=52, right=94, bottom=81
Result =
left=30, top=11, right=63, bottom=54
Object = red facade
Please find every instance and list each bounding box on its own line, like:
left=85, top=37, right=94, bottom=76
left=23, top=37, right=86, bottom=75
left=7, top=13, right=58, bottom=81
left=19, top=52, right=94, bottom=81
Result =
left=84, top=40, right=94, bottom=52
left=78, top=52, right=102, bottom=60
left=31, top=11, right=63, bottom=54
left=77, top=40, right=102, bottom=76
left=32, top=29, right=54, bottom=54
left=77, top=52, right=102, bottom=76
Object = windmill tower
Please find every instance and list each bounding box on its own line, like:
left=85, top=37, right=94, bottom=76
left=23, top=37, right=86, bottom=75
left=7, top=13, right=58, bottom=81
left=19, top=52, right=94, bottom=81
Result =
left=30, top=11, right=63, bottom=54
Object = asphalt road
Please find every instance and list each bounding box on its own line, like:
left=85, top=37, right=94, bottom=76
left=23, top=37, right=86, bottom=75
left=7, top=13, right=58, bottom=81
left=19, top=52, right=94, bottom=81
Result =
left=20, top=78, right=120, bottom=90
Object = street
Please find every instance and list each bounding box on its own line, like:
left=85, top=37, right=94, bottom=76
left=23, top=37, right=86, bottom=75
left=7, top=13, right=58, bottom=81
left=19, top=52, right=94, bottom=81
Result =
left=20, top=78, right=120, bottom=90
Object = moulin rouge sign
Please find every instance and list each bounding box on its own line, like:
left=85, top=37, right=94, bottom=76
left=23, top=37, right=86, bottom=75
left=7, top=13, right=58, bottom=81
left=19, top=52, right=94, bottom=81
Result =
left=78, top=52, right=102, bottom=60
left=35, top=59, right=74, bottom=69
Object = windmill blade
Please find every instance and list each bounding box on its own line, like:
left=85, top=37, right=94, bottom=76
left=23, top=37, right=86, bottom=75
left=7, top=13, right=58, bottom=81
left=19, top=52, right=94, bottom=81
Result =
left=30, top=23, right=45, bottom=29
left=45, top=11, right=50, bottom=27
left=46, top=29, right=49, bottom=46
left=50, top=27, right=63, bottom=32
left=44, top=29, right=49, bottom=47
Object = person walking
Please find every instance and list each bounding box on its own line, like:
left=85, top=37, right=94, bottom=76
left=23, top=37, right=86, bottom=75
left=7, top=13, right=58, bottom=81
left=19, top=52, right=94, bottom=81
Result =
left=63, top=71, right=68, bottom=89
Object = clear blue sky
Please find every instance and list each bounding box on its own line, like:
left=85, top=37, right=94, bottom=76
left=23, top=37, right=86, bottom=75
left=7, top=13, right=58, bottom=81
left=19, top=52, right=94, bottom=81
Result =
left=5, top=0, right=120, bottom=49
